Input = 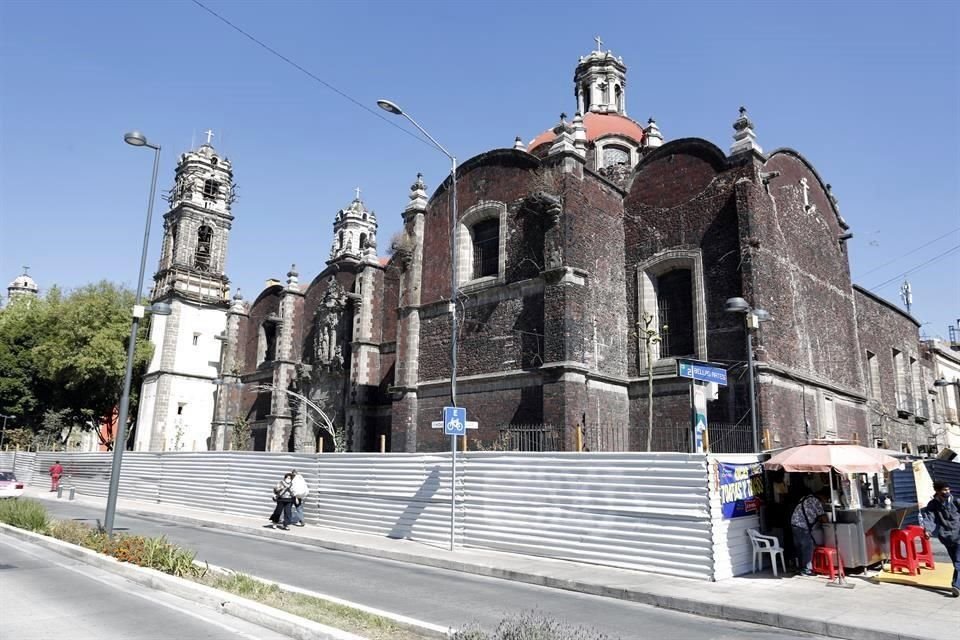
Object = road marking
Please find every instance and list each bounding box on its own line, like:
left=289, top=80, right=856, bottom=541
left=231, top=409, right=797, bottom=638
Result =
left=0, top=536, right=271, bottom=640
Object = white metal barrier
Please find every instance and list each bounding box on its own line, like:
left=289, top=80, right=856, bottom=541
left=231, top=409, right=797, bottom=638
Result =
left=9, top=450, right=764, bottom=580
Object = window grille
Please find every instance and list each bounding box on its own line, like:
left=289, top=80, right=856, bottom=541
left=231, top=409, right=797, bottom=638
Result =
left=472, top=219, right=499, bottom=279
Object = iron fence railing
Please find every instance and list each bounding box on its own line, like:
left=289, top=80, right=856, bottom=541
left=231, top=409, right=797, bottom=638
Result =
left=497, top=423, right=562, bottom=452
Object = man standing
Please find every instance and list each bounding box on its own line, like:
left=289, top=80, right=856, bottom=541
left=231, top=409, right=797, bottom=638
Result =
left=922, top=481, right=960, bottom=598
left=48, top=460, right=63, bottom=492
left=790, top=487, right=829, bottom=575
left=290, top=469, right=309, bottom=527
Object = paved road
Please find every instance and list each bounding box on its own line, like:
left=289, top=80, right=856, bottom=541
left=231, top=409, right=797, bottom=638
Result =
left=38, top=501, right=825, bottom=639
left=0, top=534, right=291, bottom=640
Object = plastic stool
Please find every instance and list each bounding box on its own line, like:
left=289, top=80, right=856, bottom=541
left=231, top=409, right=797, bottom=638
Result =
left=904, top=525, right=935, bottom=569
left=889, top=529, right=920, bottom=575
left=812, top=546, right=838, bottom=579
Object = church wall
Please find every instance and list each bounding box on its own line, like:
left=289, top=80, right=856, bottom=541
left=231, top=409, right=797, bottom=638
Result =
left=748, top=152, right=863, bottom=394
left=560, top=171, right=630, bottom=377
left=623, top=144, right=747, bottom=381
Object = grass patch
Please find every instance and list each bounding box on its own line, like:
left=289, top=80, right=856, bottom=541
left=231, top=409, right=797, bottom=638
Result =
left=195, top=570, right=432, bottom=640
left=0, top=498, right=49, bottom=532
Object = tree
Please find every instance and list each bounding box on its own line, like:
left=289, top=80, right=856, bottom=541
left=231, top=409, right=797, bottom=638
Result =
left=638, top=312, right=664, bottom=452
left=0, top=281, right=153, bottom=447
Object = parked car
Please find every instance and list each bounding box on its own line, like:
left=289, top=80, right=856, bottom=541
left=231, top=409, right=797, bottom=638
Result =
left=0, top=471, right=24, bottom=498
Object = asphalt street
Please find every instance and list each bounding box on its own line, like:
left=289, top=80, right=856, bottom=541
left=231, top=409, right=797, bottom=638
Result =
left=0, top=534, right=291, bottom=640
left=36, top=500, right=828, bottom=640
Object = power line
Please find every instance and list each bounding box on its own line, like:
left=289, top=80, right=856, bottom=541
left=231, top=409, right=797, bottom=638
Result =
left=858, top=227, right=960, bottom=277
left=869, top=243, right=960, bottom=290
left=189, top=0, right=431, bottom=150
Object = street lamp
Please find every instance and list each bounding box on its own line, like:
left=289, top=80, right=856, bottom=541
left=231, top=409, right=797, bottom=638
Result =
left=0, top=414, right=14, bottom=450
left=103, top=130, right=168, bottom=537
left=378, top=98, right=460, bottom=551
left=725, top=297, right=771, bottom=453
left=934, top=378, right=960, bottom=388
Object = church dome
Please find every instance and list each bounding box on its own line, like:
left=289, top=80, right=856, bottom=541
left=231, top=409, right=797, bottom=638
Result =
left=528, top=112, right=646, bottom=152
left=8, top=273, right=37, bottom=292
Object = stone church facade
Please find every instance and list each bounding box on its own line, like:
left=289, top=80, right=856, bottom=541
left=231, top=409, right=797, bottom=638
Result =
left=135, top=46, right=944, bottom=454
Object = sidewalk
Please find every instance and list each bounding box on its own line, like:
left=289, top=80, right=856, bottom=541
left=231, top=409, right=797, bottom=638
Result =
left=24, top=487, right=958, bottom=640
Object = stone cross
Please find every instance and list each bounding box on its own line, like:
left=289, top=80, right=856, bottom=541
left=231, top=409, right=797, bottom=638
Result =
left=354, top=186, right=361, bottom=200
left=22, top=265, right=30, bottom=275
left=799, top=177, right=810, bottom=208
left=594, top=35, right=603, bottom=52
left=204, top=129, right=215, bottom=144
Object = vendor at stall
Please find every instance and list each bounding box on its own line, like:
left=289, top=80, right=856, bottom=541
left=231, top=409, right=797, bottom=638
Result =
left=790, top=487, right=830, bottom=575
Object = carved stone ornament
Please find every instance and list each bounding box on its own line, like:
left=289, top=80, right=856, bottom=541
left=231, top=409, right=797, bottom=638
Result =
left=523, top=191, right=563, bottom=225
left=314, top=278, right=348, bottom=370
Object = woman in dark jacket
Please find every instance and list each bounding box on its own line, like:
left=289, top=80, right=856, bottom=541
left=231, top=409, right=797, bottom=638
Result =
left=267, top=473, right=296, bottom=530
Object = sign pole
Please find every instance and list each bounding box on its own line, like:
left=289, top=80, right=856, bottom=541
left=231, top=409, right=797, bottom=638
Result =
left=450, top=432, right=456, bottom=551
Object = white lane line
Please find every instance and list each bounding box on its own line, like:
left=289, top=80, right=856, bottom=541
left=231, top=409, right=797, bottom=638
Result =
left=0, top=536, right=272, bottom=640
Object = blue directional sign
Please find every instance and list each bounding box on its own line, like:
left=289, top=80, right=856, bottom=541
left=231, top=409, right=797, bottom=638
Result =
left=678, top=360, right=728, bottom=386
left=443, top=406, right=467, bottom=436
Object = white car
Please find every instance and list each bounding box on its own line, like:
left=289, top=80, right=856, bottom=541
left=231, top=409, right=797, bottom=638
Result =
left=0, top=471, right=24, bottom=498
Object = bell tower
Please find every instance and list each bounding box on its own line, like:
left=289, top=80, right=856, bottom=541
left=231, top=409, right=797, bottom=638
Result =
left=329, top=188, right=378, bottom=262
left=574, top=38, right=628, bottom=116
left=135, top=131, right=234, bottom=452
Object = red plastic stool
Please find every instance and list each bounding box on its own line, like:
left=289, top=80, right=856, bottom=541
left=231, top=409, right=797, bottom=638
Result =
left=812, top=546, right=838, bottom=579
left=904, top=525, right=935, bottom=569
left=889, top=529, right=920, bottom=575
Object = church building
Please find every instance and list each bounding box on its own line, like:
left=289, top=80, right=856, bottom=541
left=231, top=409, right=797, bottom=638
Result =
left=135, top=45, right=942, bottom=455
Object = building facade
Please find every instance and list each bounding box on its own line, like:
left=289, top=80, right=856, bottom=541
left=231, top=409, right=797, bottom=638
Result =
left=138, top=46, right=946, bottom=454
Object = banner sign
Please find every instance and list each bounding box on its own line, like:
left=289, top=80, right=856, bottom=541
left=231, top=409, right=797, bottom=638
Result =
left=718, top=462, right=764, bottom=518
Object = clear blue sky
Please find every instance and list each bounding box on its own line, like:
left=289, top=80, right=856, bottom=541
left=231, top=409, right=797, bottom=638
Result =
left=1, top=0, right=957, bottom=337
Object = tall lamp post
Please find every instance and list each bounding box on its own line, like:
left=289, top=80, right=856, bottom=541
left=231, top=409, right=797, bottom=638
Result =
left=724, top=297, right=771, bottom=453
left=377, top=99, right=460, bottom=551
left=0, top=414, right=14, bottom=450
left=103, top=131, right=171, bottom=536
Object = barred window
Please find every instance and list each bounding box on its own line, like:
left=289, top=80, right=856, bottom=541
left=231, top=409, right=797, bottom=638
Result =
left=472, top=219, right=499, bottom=279
left=202, top=179, right=220, bottom=200
left=656, top=269, right=694, bottom=358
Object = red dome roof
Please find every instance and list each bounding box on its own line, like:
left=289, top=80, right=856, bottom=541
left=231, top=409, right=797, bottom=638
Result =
left=529, top=112, right=645, bottom=150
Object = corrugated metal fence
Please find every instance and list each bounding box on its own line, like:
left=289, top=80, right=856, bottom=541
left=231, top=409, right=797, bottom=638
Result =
left=3, top=450, right=734, bottom=580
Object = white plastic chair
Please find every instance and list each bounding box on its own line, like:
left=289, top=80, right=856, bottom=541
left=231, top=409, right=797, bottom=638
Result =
left=747, top=528, right=786, bottom=576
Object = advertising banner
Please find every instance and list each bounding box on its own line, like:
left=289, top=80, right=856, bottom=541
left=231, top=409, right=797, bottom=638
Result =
left=718, top=461, right=764, bottom=518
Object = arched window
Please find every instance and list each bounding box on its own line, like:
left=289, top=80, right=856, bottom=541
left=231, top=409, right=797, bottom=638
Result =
left=582, top=83, right=592, bottom=112
left=359, top=233, right=368, bottom=251
left=636, top=250, right=707, bottom=367
left=601, top=145, right=630, bottom=168
left=194, top=225, right=212, bottom=271
left=257, top=322, right=277, bottom=365
left=338, top=231, right=344, bottom=249
left=615, top=85, right=623, bottom=112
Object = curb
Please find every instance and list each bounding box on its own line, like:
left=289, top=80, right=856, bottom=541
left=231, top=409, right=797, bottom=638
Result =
left=0, top=522, right=386, bottom=640
left=31, top=493, right=929, bottom=640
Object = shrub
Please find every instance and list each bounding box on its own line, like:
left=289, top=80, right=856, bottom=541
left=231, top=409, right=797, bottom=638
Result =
left=0, top=498, right=49, bottom=532
left=452, top=612, right=615, bottom=640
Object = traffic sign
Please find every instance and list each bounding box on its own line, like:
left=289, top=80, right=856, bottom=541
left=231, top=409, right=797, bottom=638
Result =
left=678, top=360, right=727, bottom=386
left=443, top=406, right=467, bottom=436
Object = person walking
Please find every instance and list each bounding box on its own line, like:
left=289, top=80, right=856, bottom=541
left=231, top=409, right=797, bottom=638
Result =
left=922, top=481, right=960, bottom=598
left=290, top=469, right=309, bottom=527
left=49, top=460, right=63, bottom=492
left=790, top=487, right=829, bottom=575
left=267, top=472, right=295, bottom=530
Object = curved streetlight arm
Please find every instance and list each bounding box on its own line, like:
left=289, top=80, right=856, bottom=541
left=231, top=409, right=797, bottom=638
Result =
left=255, top=385, right=338, bottom=450
left=391, top=109, right=454, bottom=164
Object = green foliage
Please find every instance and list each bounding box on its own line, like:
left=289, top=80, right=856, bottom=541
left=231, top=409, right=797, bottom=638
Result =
left=231, top=416, right=251, bottom=451
left=0, top=281, right=153, bottom=445
left=0, top=498, right=49, bottom=532
left=43, top=518, right=205, bottom=577
left=452, top=612, right=615, bottom=640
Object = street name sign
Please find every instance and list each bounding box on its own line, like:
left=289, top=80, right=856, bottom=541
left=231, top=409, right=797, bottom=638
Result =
left=678, top=360, right=728, bottom=386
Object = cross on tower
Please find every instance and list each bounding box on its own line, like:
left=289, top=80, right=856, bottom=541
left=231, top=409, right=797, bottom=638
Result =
left=354, top=186, right=362, bottom=200
left=204, top=129, right=215, bottom=144
left=22, top=266, right=30, bottom=276
left=594, top=35, right=603, bottom=52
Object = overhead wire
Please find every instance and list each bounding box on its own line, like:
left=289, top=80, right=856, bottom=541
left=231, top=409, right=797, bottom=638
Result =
left=189, top=0, right=433, bottom=150
left=858, top=227, right=960, bottom=277
left=869, top=243, right=960, bottom=291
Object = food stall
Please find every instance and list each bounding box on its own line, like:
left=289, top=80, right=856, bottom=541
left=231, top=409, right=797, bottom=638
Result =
left=764, top=442, right=906, bottom=573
